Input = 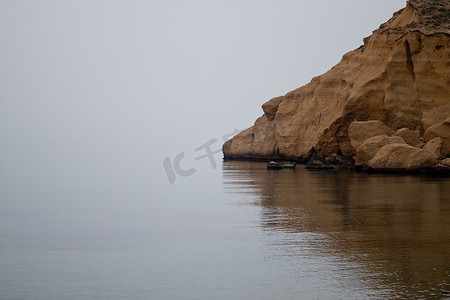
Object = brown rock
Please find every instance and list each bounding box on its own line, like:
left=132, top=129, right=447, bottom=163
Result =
left=368, top=144, right=439, bottom=170
left=355, top=135, right=405, bottom=166
left=407, top=0, right=450, bottom=35
left=222, top=118, right=277, bottom=160
left=423, top=137, right=443, bottom=157
left=349, top=121, right=395, bottom=151
left=223, top=0, right=450, bottom=162
left=393, top=128, right=421, bottom=147
left=262, top=97, right=283, bottom=122
left=424, top=118, right=450, bottom=157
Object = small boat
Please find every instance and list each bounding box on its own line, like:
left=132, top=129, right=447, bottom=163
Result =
left=267, top=161, right=283, bottom=169
left=267, top=161, right=296, bottom=169
left=280, top=162, right=296, bottom=169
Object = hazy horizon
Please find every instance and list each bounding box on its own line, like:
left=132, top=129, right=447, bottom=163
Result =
left=4, top=2, right=450, bottom=300
left=1, top=0, right=407, bottom=184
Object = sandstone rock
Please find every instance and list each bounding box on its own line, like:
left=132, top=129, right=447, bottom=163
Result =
left=423, top=137, right=443, bottom=157
left=355, top=135, right=405, bottom=166
left=222, top=117, right=279, bottom=160
left=368, top=144, right=439, bottom=170
left=262, top=97, right=283, bottom=122
left=416, top=143, right=425, bottom=148
left=424, top=118, right=450, bottom=157
left=222, top=127, right=255, bottom=158
left=393, top=128, right=421, bottom=147
left=349, top=121, right=395, bottom=151
left=223, top=0, right=450, bottom=162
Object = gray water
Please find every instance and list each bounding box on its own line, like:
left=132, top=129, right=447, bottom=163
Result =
left=1, top=153, right=450, bottom=299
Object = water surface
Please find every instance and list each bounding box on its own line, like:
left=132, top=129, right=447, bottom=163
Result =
left=1, top=158, right=449, bottom=299
left=223, top=161, right=450, bottom=299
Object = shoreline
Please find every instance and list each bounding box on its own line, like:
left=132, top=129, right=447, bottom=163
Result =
left=223, top=156, right=450, bottom=176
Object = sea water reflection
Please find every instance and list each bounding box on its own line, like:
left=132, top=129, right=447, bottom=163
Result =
left=222, top=161, right=450, bottom=299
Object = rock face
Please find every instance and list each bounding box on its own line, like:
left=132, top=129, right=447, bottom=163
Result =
left=423, top=137, right=443, bottom=156
left=367, top=144, right=439, bottom=170
left=347, top=120, right=448, bottom=171
left=348, top=121, right=395, bottom=150
left=355, top=135, right=406, bottom=167
left=394, top=128, right=421, bottom=147
left=223, top=0, right=450, bottom=163
left=424, top=117, right=450, bottom=157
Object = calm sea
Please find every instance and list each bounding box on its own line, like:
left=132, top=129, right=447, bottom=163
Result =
left=1, top=155, right=449, bottom=299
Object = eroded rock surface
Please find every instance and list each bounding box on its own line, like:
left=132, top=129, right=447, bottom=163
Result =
left=423, top=137, right=444, bottom=157
left=223, top=0, right=449, bottom=163
left=349, top=121, right=395, bottom=151
left=424, top=118, right=450, bottom=157
left=394, top=128, right=421, bottom=147
left=355, top=135, right=406, bottom=167
left=367, top=144, right=439, bottom=170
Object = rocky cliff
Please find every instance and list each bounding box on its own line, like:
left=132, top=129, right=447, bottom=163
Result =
left=223, top=0, right=450, bottom=164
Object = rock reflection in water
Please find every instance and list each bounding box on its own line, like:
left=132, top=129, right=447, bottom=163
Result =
left=223, top=160, right=450, bottom=299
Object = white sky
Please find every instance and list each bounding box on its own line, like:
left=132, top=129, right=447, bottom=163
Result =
left=0, top=0, right=407, bottom=181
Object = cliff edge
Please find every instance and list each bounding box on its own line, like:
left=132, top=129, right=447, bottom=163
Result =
left=223, top=0, right=450, bottom=165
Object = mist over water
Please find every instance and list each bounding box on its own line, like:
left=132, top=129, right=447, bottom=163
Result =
left=1, top=157, right=449, bottom=299
left=3, top=0, right=448, bottom=299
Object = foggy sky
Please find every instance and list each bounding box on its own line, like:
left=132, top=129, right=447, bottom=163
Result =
left=0, top=0, right=406, bottom=183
